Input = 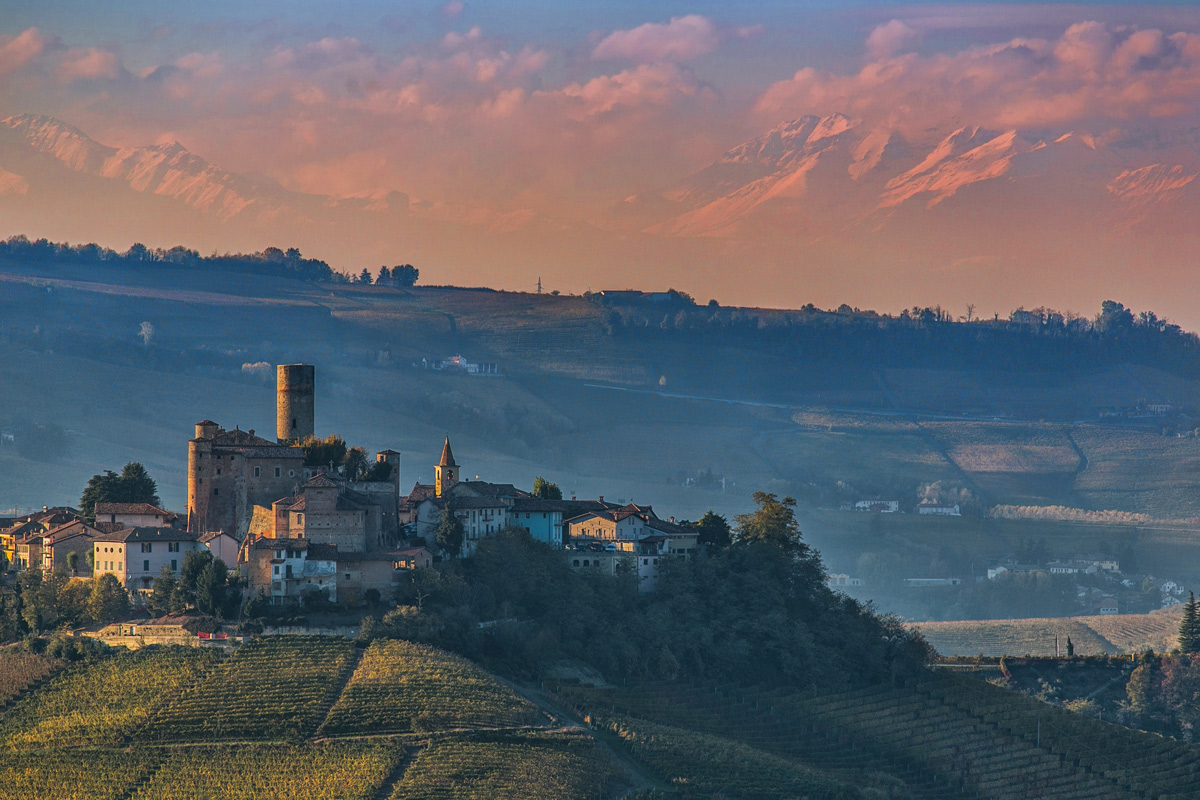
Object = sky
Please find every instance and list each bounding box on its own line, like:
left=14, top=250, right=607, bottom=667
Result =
left=3, top=2, right=1200, bottom=321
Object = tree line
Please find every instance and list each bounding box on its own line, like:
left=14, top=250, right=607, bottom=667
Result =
left=373, top=492, right=934, bottom=691
left=598, top=297, right=1200, bottom=379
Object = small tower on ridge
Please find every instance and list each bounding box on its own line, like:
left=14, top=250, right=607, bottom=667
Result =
left=435, top=438, right=459, bottom=498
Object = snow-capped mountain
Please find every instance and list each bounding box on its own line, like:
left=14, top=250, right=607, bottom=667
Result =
left=640, top=114, right=1199, bottom=240
left=3, top=114, right=289, bottom=222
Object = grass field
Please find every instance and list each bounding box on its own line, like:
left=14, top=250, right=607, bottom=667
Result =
left=913, top=607, right=1184, bottom=657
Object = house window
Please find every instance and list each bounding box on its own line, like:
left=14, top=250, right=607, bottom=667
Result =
left=213, top=488, right=219, bottom=496
left=143, top=560, right=150, bottom=572
left=273, top=565, right=279, bottom=575
left=289, top=470, right=295, bottom=477
left=141, top=543, right=152, bottom=553
left=254, top=466, right=261, bottom=477
left=573, top=559, right=580, bottom=567
left=275, top=467, right=281, bottom=478
left=216, top=468, right=221, bottom=476
left=169, top=542, right=180, bottom=553
left=171, top=559, right=177, bottom=571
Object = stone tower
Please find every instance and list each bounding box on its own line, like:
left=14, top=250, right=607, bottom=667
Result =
left=435, top=438, right=459, bottom=498
left=276, top=364, right=315, bottom=443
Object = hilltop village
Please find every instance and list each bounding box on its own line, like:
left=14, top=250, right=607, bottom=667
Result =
left=0, top=364, right=698, bottom=612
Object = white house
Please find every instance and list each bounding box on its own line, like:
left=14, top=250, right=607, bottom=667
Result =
left=917, top=502, right=961, bottom=516
left=92, top=527, right=203, bottom=592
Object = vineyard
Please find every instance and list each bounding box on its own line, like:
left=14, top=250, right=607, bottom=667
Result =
left=132, top=742, right=404, bottom=800
left=559, top=673, right=1200, bottom=800
left=914, top=608, right=1183, bottom=657
left=0, top=748, right=159, bottom=800
left=388, top=732, right=623, bottom=800
left=320, top=640, right=538, bottom=736
left=0, top=647, right=220, bottom=748
left=141, top=635, right=354, bottom=742
left=0, top=648, right=62, bottom=707
left=597, top=713, right=906, bottom=799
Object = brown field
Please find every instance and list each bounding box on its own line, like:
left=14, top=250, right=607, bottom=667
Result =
left=914, top=607, right=1184, bottom=657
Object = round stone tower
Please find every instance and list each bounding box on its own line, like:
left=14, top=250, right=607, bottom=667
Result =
left=276, top=364, right=315, bottom=443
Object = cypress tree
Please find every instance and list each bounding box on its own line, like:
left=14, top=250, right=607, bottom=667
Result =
left=1178, top=592, right=1200, bottom=654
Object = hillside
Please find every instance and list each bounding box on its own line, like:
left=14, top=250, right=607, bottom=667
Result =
left=5, top=260, right=1200, bottom=607
left=8, top=636, right=1197, bottom=799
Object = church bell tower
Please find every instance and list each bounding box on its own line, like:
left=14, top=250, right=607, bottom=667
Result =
left=435, top=438, right=459, bottom=498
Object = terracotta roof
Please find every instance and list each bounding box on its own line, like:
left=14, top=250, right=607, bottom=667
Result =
left=431, top=495, right=509, bottom=510
left=303, top=473, right=339, bottom=489
left=438, top=438, right=457, bottom=467
left=196, top=426, right=304, bottom=458
left=93, top=522, right=127, bottom=534
left=94, top=502, right=171, bottom=516
left=93, top=526, right=200, bottom=544
left=198, top=531, right=236, bottom=544
left=510, top=498, right=569, bottom=513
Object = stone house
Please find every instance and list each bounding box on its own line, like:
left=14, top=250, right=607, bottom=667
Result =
left=41, top=520, right=104, bottom=576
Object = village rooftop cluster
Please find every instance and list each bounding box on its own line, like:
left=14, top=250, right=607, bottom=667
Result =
left=0, top=365, right=699, bottom=613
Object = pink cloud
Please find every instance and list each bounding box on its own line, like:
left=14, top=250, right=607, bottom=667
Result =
left=441, top=1, right=466, bottom=19
left=57, top=48, right=121, bottom=83
left=0, top=28, right=45, bottom=77
left=757, top=21, right=1200, bottom=137
left=593, top=15, right=722, bottom=63
left=866, top=20, right=921, bottom=60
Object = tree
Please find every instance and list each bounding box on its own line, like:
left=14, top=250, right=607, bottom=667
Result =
left=531, top=476, right=562, bottom=500
left=734, top=492, right=802, bottom=549
left=87, top=574, right=130, bottom=624
left=196, top=559, right=228, bottom=617
left=693, top=511, right=731, bottom=550
left=393, top=264, right=419, bottom=287
left=344, top=447, right=369, bottom=480
left=1066, top=636, right=1075, bottom=657
left=300, top=434, right=348, bottom=468
left=79, top=461, right=161, bottom=519
left=1179, top=592, right=1200, bottom=654
left=435, top=503, right=464, bottom=558
left=179, top=550, right=213, bottom=606
left=150, top=565, right=176, bottom=616
left=376, top=266, right=391, bottom=285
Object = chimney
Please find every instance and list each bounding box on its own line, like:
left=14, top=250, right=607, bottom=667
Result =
left=599, top=496, right=603, bottom=503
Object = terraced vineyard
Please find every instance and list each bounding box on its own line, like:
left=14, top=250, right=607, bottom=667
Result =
left=561, top=674, right=1200, bottom=800
left=133, top=742, right=404, bottom=800
left=914, top=608, right=1183, bottom=657
left=0, top=648, right=62, bottom=707
left=388, top=732, right=623, bottom=800
left=0, top=647, right=220, bottom=748
left=0, top=748, right=160, bottom=800
left=320, top=640, right=538, bottom=736
left=141, top=635, right=354, bottom=742
left=598, top=713, right=906, bottom=799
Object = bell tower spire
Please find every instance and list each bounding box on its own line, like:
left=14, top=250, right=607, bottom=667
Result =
left=435, top=438, right=459, bottom=498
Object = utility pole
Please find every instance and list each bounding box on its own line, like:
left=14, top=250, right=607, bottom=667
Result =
left=536, top=277, right=542, bottom=294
